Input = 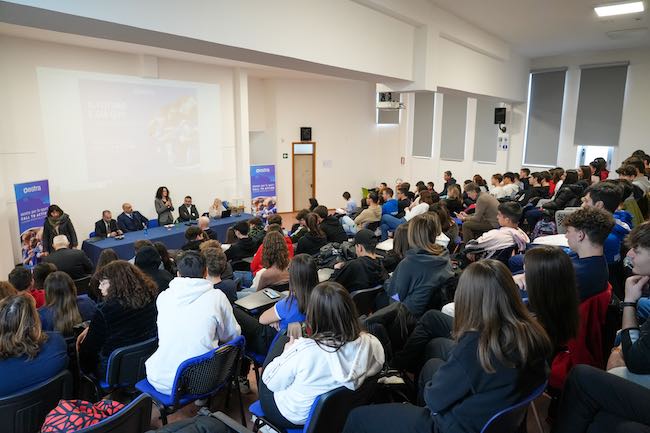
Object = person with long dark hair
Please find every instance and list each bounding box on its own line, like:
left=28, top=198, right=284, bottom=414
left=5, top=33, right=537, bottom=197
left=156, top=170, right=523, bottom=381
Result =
left=87, top=249, right=118, bottom=301
left=260, top=282, right=384, bottom=430
left=294, top=213, right=327, bottom=256
left=155, top=186, right=175, bottom=225
left=42, top=204, right=78, bottom=254
left=39, top=271, right=97, bottom=336
left=344, top=260, right=551, bottom=433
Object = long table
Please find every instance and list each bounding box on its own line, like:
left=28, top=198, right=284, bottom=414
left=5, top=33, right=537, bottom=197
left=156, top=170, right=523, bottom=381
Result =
left=81, top=213, right=253, bottom=265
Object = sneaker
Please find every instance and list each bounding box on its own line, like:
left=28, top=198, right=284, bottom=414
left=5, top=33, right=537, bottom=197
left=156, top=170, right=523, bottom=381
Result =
left=194, top=398, right=208, bottom=407
left=238, top=377, right=251, bottom=394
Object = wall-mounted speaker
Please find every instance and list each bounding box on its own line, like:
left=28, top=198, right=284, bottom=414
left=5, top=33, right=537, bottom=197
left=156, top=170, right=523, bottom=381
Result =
left=494, top=107, right=506, bottom=125
left=300, top=127, right=312, bottom=141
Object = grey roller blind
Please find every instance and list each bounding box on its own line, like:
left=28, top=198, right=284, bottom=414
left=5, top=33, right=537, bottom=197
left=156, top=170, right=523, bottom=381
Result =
left=474, top=99, right=499, bottom=163
left=440, top=94, right=467, bottom=161
left=412, top=93, right=434, bottom=158
left=524, top=70, right=566, bottom=166
left=574, top=63, right=628, bottom=147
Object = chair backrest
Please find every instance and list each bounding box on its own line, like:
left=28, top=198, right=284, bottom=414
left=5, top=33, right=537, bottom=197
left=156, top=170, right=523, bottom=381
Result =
left=267, top=281, right=290, bottom=292
left=304, top=375, right=379, bottom=433
left=75, top=394, right=152, bottom=433
left=350, top=285, right=383, bottom=316
left=0, top=369, right=73, bottom=433
left=148, top=220, right=159, bottom=229
left=231, top=260, right=251, bottom=271
left=490, top=246, right=516, bottom=266
left=104, top=337, right=158, bottom=388
left=480, top=381, right=547, bottom=433
left=365, top=221, right=380, bottom=232
left=74, top=276, right=92, bottom=295
left=89, top=231, right=97, bottom=238
left=171, top=335, right=245, bottom=405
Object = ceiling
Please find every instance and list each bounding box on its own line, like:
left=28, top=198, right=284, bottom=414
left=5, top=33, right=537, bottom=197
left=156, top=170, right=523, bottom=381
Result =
left=431, top=0, right=650, bottom=58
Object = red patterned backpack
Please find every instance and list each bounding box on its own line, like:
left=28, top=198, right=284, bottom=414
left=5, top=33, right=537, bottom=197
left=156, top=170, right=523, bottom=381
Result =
left=41, top=400, right=124, bottom=432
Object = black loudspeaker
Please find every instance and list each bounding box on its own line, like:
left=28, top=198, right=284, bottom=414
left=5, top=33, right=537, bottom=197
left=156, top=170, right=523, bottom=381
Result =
left=300, top=127, right=312, bottom=141
left=494, top=107, right=506, bottom=124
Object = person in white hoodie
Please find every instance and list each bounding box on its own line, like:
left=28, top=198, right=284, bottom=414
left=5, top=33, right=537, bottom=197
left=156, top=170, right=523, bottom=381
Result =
left=145, top=250, right=241, bottom=395
left=259, top=281, right=385, bottom=430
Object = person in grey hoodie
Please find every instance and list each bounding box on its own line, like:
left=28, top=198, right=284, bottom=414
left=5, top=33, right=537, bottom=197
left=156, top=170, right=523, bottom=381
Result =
left=387, top=213, right=454, bottom=317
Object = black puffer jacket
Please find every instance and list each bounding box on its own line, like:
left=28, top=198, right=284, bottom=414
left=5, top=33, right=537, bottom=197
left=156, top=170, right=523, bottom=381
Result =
left=542, top=183, right=584, bottom=211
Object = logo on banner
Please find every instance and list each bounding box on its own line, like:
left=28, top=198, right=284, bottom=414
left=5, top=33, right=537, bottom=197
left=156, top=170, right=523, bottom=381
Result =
left=250, top=165, right=277, bottom=219
left=14, top=180, right=50, bottom=269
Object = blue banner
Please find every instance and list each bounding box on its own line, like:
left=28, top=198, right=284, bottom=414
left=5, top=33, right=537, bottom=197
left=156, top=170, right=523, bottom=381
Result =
left=14, top=179, right=50, bottom=235
left=250, top=165, right=277, bottom=218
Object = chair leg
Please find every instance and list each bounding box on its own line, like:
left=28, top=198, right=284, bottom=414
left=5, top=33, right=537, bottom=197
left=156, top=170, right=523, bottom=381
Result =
left=530, top=401, right=544, bottom=433
left=160, top=407, right=169, bottom=426
left=235, top=375, right=246, bottom=426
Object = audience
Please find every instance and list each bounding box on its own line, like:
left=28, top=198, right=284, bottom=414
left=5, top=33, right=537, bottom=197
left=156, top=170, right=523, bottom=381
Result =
left=135, top=246, right=174, bottom=292
left=386, top=213, right=454, bottom=318
left=42, top=204, right=78, bottom=254
left=382, top=223, right=410, bottom=273
left=248, top=217, right=266, bottom=247
left=294, top=213, right=328, bottom=256
left=8, top=266, right=45, bottom=308
left=0, top=281, right=17, bottom=300
left=87, top=249, right=118, bottom=300
left=624, top=156, right=650, bottom=194
left=32, top=262, right=57, bottom=300
left=440, top=171, right=456, bottom=197
left=342, top=191, right=358, bottom=214
left=289, top=209, right=310, bottom=243
left=43, top=235, right=94, bottom=279
left=77, top=261, right=158, bottom=376
left=250, top=224, right=294, bottom=275
left=0, top=293, right=68, bottom=397
left=145, top=251, right=240, bottom=395
left=430, top=204, right=459, bottom=251
left=442, top=184, right=463, bottom=215
left=203, top=247, right=237, bottom=304
left=154, top=242, right=177, bottom=276
left=330, top=229, right=387, bottom=292
left=341, top=191, right=381, bottom=235
left=94, top=210, right=123, bottom=238
left=225, top=221, right=257, bottom=262
left=178, top=195, right=200, bottom=222
left=260, top=282, right=384, bottom=429
left=154, top=186, right=175, bottom=225
left=345, top=260, right=550, bottom=433
left=198, top=216, right=217, bottom=240
left=250, top=231, right=290, bottom=291
left=39, top=271, right=97, bottom=336
left=314, top=205, right=348, bottom=243
left=491, top=172, right=519, bottom=199
left=117, top=202, right=149, bottom=232
left=457, top=182, right=499, bottom=242
left=380, top=190, right=433, bottom=241
left=381, top=187, right=398, bottom=216
left=181, top=226, right=205, bottom=251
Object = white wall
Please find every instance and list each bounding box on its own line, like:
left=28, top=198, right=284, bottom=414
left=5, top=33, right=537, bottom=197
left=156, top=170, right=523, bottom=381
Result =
left=0, top=35, right=245, bottom=274
left=508, top=48, right=650, bottom=173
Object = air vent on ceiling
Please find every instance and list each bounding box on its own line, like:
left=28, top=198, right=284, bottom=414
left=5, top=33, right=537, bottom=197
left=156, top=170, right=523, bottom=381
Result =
left=606, top=27, right=649, bottom=39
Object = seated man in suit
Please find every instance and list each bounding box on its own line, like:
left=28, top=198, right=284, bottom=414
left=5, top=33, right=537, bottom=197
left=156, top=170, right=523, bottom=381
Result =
left=117, top=203, right=149, bottom=232
left=43, top=235, right=93, bottom=280
left=94, top=210, right=123, bottom=238
left=178, top=195, right=200, bottom=222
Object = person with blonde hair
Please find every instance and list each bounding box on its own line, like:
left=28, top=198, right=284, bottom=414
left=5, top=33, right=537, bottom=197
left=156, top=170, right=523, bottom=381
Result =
left=0, top=281, right=17, bottom=300
left=0, top=293, right=68, bottom=396
left=208, top=198, right=227, bottom=219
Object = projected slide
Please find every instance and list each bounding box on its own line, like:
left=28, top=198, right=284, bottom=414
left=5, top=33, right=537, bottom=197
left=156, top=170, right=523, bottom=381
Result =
left=79, top=80, right=200, bottom=181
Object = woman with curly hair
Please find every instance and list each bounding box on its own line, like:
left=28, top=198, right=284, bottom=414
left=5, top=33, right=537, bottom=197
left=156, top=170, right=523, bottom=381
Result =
left=77, top=260, right=158, bottom=376
left=0, top=293, right=68, bottom=396
left=250, top=231, right=290, bottom=291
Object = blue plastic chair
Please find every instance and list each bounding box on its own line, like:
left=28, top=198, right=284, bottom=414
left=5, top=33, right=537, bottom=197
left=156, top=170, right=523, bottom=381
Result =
left=89, top=231, right=97, bottom=238
left=136, top=335, right=246, bottom=425
left=82, top=337, right=158, bottom=400
left=480, top=381, right=548, bottom=433
left=245, top=329, right=285, bottom=388
left=74, top=393, right=152, bottom=433
left=148, top=219, right=159, bottom=229
left=250, top=375, right=379, bottom=433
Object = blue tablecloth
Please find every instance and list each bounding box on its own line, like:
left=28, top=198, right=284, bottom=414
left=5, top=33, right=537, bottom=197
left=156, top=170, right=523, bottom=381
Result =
left=81, top=214, right=253, bottom=265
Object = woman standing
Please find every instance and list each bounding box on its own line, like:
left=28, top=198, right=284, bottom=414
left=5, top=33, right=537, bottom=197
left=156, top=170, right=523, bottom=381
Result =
left=155, top=186, right=175, bottom=225
left=42, top=204, right=78, bottom=254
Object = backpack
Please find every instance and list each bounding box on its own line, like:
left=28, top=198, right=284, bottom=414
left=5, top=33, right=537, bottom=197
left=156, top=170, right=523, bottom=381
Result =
left=531, top=218, right=557, bottom=240
left=41, top=400, right=124, bottom=432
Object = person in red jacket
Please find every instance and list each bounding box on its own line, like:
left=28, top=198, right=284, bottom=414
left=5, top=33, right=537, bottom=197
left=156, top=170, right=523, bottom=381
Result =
left=251, top=224, right=294, bottom=275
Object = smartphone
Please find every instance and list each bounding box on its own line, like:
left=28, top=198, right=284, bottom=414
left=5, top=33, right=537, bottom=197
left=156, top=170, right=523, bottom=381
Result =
left=263, top=288, right=281, bottom=300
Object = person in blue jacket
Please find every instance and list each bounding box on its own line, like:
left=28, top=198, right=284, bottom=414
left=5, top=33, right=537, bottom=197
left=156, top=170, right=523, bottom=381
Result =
left=117, top=202, right=149, bottom=232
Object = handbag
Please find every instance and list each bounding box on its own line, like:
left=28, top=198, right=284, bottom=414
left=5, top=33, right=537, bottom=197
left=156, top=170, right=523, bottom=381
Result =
left=41, top=399, right=124, bottom=432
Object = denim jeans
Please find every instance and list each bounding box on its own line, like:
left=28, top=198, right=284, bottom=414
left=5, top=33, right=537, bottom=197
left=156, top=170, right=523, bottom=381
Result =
left=380, top=214, right=405, bottom=240
left=340, top=215, right=358, bottom=235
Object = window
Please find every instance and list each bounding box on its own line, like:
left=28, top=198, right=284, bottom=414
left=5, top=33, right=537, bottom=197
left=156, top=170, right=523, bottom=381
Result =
left=474, top=99, right=499, bottom=163
left=440, top=93, right=467, bottom=161
left=576, top=145, right=614, bottom=169
left=412, top=92, right=434, bottom=158
left=574, top=63, right=628, bottom=147
left=523, top=69, right=567, bottom=166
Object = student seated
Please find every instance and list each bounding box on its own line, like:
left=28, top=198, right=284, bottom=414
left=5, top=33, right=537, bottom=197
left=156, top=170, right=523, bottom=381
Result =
left=181, top=226, right=206, bottom=251
left=203, top=247, right=238, bottom=304
left=294, top=213, right=328, bottom=256
left=456, top=182, right=499, bottom=242
left=442, top=184, right=464, bottom=215
left=344, top=260, right=551, bottom=433
left=341, top=191, right=358, bottom=215
left=33, top=262, right=57, bottom=296
left=225, top=221, right=257, bottom=262
left=77, top=261, right=158, bottom=377
left=525, top=170, right=584, bottom=227
left=382, top=223, right=410, bottom=274
left=606, top=222, right=650, bottom=387
left=39, top=271, right=97, bottom=336
left=429, top=204, right=459, bottom=252
left=199, top=240, right=234, bottom=280
left=380, top=190, right=433, bottom=241
left=135, top=246, right=174, bottom=292
left=440, top=171, right=456, bottom=197
left=386, top=213, right=454, bottom=318
left=381, top=187, right=398, bottom=216
left=250, top=223, right=294, bottom=275
left=0, top=293, right=68, bottom=397
left=234, top=254, right=318, bottom=355
left=248, top=217, right=266, bottom=247
left=514, top=171, right=550, bottom=206
left=8, top=265, right=45, bottom=308
left=461, top=202, right=529, bottom=264
left=43, top=235, right=94, bottom=280
left=490, top=172, right=519, bottom=199
left=330, top=229, right=388, bottom=292
left=260, top=282, right=384, bottom=429
left=249, top=231, right=290, bottom=291
left=198, top=216, right=217, bottom=240
left=289, top=209, right=310, bottom=244
left=145, top=251, right=240, bottom=395
left=314, top=205, right=348, bottom=243
left=340, top=192, right=382, bottom=236
left=0, top=281, right=17, bottom=300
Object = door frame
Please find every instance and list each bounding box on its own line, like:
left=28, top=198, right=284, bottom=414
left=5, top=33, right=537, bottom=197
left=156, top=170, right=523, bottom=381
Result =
left=292, top=141, right=316, bottom=212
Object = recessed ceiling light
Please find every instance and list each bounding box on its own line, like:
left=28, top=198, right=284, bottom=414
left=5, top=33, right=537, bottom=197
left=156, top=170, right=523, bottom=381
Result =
left=595, top=1, right=645, bottom=17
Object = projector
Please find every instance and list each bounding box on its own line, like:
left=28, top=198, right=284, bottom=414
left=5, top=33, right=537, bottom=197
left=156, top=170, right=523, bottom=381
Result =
left=377, top=101, right=405, bottom=110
